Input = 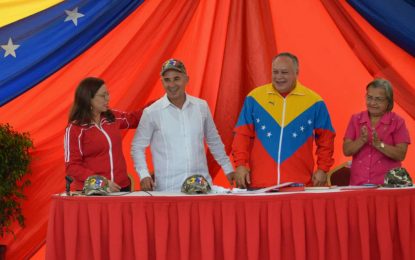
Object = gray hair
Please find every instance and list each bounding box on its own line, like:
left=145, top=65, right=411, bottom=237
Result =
left=366, top=78, right=394, bottom=111
left=273, top=52, right=299, bottom=73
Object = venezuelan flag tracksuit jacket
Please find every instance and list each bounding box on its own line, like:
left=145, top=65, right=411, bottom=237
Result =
left=232, top=82, right=335, bottom=187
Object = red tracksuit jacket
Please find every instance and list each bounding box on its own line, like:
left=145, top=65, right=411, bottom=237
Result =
left=64, top=110, right=142, bottom=190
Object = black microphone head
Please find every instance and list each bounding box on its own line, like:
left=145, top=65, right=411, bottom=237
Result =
left=65, top=176, right=73, bottom=196
left=65, top=176, right=73, bottom=183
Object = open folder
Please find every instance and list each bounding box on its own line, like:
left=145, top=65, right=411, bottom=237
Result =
left=233, top=182, right=305, bottom=194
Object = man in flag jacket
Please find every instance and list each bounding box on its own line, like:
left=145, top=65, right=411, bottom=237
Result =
left=231, top=52, right=335, bottom=188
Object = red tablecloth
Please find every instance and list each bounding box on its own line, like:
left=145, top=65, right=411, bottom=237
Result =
left=45, top=189, right=415, bottom=260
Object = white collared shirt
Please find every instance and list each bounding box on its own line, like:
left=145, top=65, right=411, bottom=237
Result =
left=131, top=94, right=234, bottom=191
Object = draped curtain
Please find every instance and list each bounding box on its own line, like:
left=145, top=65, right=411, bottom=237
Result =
left=0, top=0, right=414, bottom=259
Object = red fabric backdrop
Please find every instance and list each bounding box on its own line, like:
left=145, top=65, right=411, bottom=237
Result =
left=0, top=1, right=414, bottom=259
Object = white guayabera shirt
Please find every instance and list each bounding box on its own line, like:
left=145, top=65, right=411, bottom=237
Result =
left=131, top=94, right=234, bottom=191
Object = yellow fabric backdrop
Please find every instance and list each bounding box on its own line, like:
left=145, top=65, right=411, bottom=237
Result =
left=0, top=0, right=63, bottom=27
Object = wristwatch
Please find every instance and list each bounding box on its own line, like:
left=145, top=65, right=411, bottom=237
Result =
left=379, top=142, right=385, bottom=148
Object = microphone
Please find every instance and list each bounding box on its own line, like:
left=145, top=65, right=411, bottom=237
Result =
left=65, top=176, right=73, bottom=196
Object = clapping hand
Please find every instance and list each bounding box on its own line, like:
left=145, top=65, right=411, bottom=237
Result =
left=372, top=129, right=381, bottom=148
left=359, top=126, right=368, bottom=144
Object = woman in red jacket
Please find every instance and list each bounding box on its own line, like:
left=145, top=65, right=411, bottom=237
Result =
left=64, top=77, right=143, bottom=192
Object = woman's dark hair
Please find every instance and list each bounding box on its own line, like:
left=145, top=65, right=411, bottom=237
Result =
left=69, top=77, right=115, bottom=124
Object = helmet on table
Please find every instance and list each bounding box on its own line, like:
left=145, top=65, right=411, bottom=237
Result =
left=181, top=175, right=211, bottom=194
left=384, top=168, right=413, bottom=188
left=83, top=175, right=110, bottom=195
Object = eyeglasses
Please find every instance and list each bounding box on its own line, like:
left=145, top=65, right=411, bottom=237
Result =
left=366, top=95, right=386, bottom=103
left=95, top=93, right=110, bottom=99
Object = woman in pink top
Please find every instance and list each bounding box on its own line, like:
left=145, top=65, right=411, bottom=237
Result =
left=343, top=78, right=410, bottom=185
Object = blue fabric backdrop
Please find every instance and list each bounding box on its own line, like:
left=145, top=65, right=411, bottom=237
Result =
left=348, top=0, right=415, bottom=57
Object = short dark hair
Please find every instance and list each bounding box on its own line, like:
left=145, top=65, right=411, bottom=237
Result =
left=366, top=78, right=394, bottom=111
left=273, top=52, right=299, bottom=73
left=69, top=77, right=114, bottom=125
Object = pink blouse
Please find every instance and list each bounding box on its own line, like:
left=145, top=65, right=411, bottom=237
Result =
left=344, top=111, right=410, bottom=185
